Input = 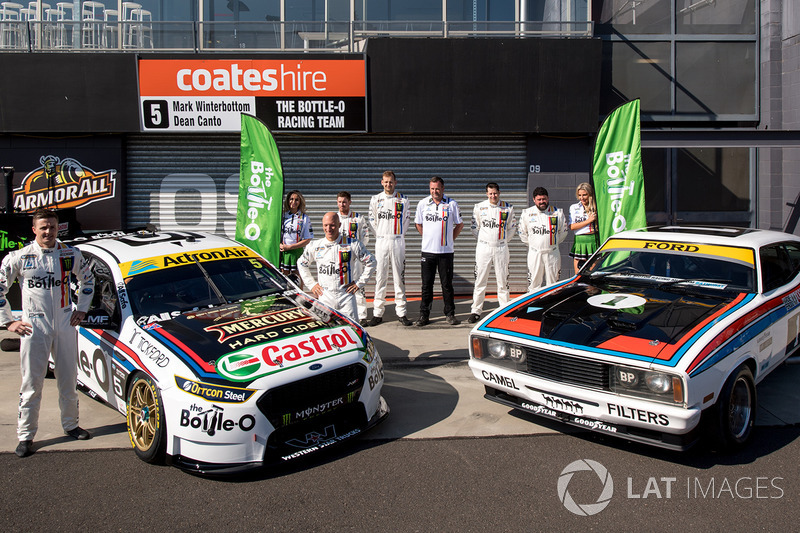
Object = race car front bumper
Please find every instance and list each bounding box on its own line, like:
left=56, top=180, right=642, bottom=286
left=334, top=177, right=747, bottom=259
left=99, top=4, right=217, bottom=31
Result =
left=471, top=360, right=702, bottom=451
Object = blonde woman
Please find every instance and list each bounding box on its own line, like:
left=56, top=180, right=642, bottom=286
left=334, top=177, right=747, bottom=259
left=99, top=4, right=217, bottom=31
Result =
left=279, top=190, right=313, bottom=286
left=568, top=182, right=598, bottom=272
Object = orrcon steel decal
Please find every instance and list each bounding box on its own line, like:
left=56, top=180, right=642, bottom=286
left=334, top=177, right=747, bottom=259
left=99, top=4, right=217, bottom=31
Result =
left=215, top=327, right=360, bottom=381
left=174, top=376, right=256, bottom=403
left=13, top=155, right=117, bottom=212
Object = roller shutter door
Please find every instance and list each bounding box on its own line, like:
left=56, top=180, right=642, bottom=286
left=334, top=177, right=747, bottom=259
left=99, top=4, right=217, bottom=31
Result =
left=126, top=133, right=531, bottom=297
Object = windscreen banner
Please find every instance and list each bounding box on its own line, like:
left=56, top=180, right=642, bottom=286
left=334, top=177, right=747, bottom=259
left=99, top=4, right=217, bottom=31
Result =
left=592, top=99, right=647, bottom=244
left=236, top=114, right=283, bottom=266
left=138, top=58, right=367, bottom=133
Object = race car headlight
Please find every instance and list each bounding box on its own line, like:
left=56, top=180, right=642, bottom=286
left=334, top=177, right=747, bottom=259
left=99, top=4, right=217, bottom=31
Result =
left=487, top=339, right=507, bottom=359
left=610, top=365, right=685, bottom=405
left=644, top=372, right=670, bottom=393
left=470, top=336, right=526, bottom=370
left=364, top=337, right=377, bottom=364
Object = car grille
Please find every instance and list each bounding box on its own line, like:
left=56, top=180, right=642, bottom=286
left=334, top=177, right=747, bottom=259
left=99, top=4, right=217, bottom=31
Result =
left=523, top=346, right=610, bottom=390
left=256, top=363, right=366, bottom=428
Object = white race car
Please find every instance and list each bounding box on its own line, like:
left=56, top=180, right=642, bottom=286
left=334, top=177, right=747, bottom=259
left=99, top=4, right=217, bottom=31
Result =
left=469, top=226, right=800, bottom=450
left=72, top=230, right=387, bottom=474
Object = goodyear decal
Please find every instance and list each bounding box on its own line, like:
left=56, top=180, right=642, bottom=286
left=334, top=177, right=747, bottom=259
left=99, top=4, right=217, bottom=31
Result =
left=600, top=238, right=755, bottom=267
left=175, top=376, right=256, bottom=403
left=119, top=246, right=258, bottom=277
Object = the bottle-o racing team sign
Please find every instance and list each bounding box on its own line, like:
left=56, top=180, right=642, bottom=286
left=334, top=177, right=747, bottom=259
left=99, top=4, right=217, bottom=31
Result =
left=138, top=57, right=367, bottom=133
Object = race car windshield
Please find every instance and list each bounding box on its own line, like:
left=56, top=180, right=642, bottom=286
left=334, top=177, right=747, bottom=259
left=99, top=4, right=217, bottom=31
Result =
left=125, top=257, right=288, bottom=318
left=582, top=249, right=756, bottom=292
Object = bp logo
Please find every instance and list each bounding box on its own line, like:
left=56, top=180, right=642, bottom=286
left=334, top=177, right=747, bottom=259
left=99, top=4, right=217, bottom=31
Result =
left=557, top=459, right=614, bottom=516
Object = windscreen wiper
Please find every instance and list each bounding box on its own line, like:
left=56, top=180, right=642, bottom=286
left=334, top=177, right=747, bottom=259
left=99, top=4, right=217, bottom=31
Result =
left=657, top=278, right=730, bottom=292
left=190, top=257, right=228, bottom=304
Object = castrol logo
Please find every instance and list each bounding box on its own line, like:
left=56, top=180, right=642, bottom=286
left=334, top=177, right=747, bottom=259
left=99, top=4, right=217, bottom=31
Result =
left=215, top=327, right=360, bottom=382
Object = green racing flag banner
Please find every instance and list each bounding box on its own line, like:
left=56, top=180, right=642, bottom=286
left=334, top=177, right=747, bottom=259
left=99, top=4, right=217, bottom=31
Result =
left=592, top=99, right=647, bottom=244
left=236, top=113, right=284, bottom=266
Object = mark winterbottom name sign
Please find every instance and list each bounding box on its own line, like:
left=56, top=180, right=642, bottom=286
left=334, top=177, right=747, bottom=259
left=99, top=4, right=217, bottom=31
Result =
left=138, top=58, right=367, bottom=133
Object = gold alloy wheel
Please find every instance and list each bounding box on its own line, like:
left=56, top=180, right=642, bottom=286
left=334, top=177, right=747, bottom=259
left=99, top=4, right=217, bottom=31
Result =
left=127, top=378, right=158, bottom=452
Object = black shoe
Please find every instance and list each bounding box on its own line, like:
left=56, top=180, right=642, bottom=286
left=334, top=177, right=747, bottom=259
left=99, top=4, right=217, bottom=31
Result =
left=66, top=427, right=92, bottom=440
left=15, top=440, right=33, bottom=458
left=446, top=315, right=461, bottom=325
left=415, top=316, right=430, bottom=327
left=369, top=316, right=383, bottom=327
left=360, top=318, right=371, bottom=327
left=467, top=313, right=481, bottom=324
left=397, top=316, right=412, bottom=326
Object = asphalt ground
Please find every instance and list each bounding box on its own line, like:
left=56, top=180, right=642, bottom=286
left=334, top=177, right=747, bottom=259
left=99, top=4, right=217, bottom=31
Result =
left=2, top=296, right=800, bottom=456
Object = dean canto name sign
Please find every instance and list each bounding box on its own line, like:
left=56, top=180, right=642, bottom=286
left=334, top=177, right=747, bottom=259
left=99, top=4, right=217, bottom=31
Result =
left=138, top=58, right=367, bottom=133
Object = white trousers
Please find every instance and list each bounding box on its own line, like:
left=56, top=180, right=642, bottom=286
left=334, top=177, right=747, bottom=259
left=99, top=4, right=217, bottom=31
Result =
left=527, top=248, right=561, bottom=292
left=18, top=308, right=80, bottom=441
left=318, top=287, right=359, bottom=323
left=471, top=243, right=510, bottom=315
left=372, top=237, right=407, bottom=318
left=351, top=261, right=368, bottom=320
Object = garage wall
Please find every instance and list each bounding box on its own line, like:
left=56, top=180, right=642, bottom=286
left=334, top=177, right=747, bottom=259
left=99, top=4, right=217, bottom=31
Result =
left=126, top=133, right=532, bottom=298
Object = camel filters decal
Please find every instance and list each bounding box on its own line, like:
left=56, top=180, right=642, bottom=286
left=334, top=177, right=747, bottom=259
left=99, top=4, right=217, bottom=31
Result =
left=13, top=155, right=117, bottom=212
left=214, top=327, right=360, bottom=381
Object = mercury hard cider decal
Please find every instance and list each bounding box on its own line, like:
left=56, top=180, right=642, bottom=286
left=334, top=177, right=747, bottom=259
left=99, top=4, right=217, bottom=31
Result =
left=600, top=238, right=756, bottom=267
left=203, top=309, right=311, bottom=342
left=138, top=58, right=367, bottom=133
left=13, top=155, right=116, bottom=212
left=215, top=327, right=360, bottom=381
left=119, top=246, right=258, bottom=277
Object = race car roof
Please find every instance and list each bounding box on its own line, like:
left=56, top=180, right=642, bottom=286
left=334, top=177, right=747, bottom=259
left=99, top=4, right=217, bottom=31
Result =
left=612, top=226, right=800, bottom=249
left=71, top=231, right=251, bottom=265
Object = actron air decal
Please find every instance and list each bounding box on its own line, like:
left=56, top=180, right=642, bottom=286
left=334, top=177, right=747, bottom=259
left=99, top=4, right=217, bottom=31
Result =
left=119, top=246, right=257, bottom=277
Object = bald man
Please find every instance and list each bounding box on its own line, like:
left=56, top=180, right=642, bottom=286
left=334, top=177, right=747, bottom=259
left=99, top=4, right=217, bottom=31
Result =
left=298, top=212, right=376, bottom=322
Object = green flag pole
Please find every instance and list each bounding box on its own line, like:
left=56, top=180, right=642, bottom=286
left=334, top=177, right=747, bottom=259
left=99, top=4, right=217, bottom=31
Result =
left=236, top=113, right=284, bottom=266
left=591, top=99, right=647, bottom=246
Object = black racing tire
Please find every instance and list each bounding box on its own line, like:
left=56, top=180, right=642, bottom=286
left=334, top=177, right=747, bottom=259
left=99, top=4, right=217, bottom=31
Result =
left=126, top=372, right=167, bottom=464
left=714, top=364, right=756, bottom=451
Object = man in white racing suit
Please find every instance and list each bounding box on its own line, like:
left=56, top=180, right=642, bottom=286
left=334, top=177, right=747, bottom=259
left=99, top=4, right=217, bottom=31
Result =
left=336, top=191, right=371, bottom=326
left=0, top=209, right=95, bottom=458
left=468, top=182, right=516, bottom=323
left=518, top=186, right=568, bottom=292
left=299, top=211, right=376, bottom=323
left=367, top=170, right=412, bottom=326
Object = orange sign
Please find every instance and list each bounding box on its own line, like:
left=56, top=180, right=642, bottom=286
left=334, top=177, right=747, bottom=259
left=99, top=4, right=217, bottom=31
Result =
left=139, top=59, right=366, bottom=98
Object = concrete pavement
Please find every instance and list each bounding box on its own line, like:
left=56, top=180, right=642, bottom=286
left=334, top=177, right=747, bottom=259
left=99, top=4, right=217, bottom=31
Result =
left=2, top=297, right=800, bottom=455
